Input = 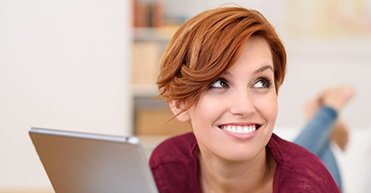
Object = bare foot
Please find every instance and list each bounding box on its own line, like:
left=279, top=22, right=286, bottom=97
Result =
left=304, top=100, right=321, bottom=120
left=319, top=85, right=355, bottom=111
left=330, top=120, right=349, bottom=151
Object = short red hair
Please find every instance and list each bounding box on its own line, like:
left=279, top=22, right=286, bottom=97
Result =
left=156, top=6, right=286, bottom=113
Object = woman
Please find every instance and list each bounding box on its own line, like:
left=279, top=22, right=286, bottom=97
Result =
left=149, top=6, right=340, bottom=192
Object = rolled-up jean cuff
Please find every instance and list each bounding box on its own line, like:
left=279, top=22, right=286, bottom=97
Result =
left=321, top=106, right=338, bottom=120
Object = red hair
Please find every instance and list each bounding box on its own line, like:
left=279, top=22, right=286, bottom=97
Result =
left=156, top=6, right=286, bottom=113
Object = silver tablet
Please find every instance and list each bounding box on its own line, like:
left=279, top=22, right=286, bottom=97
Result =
left=29, top=127, right=158, bottom=193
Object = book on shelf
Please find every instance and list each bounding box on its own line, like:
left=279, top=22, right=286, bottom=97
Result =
left=132, top=41, right=161, bottom=85
left=135, top=107, right=192, bottom=135
left=133, top=0, right=164, bottom=28
left=133, top=0, right=187, bottom=29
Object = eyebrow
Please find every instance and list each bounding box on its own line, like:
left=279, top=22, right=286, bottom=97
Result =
left=222, top=64, right=274, bottom=77
left=253, top=65, right=274, bottom=75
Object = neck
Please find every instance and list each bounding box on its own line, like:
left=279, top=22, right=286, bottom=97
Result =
left=195, top=146, right=276, bottom=193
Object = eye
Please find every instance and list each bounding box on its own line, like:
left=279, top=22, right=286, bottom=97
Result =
left=253, top=78, right=272, bottom=89
left=210, top=78, right=229, bottom=89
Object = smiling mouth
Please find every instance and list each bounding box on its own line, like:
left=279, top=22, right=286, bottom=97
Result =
left=219, top=124, right=261, bottom=134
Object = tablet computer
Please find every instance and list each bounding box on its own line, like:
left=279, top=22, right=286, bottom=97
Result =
left=29, top=127, right=158, bottom=193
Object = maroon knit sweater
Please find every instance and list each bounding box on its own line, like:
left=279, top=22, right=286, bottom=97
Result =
left=149, top=132, right=340, bottom=193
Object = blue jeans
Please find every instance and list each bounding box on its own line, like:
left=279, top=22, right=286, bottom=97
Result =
left=293, top=106, right=342, bottom=191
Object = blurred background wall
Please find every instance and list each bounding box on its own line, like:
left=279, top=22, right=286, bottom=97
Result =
left=1, top=0, right=370, bottom=192
left=0, top=0, right=132, bottom=192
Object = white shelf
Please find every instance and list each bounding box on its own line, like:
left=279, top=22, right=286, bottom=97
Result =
left=133, top=84, right=159, bottom=98
left=133, top=27, right=178, bottom=42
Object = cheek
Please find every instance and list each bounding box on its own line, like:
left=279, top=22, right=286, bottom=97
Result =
left=254, top=93, right=278, bottom=121
left=190, top=94, right=226, bottom=126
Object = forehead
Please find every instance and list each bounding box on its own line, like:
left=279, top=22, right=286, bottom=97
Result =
left=226, top=36, right=273, bottom=72
left=243, top=36, right=272, bottom=62
left=223, top=36, right=271, bottom=66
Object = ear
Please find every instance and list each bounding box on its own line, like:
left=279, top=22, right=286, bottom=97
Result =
left=168, top=100, right=191, bottom=122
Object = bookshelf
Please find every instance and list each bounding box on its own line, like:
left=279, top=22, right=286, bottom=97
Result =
left=131, top=0, right=192, bottom=136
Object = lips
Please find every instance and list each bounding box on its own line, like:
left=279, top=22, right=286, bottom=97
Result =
left=219, top=124, right=261, bottom=134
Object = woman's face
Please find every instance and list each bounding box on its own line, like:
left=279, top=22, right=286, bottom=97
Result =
left=179, top=36, right=278, bottom=162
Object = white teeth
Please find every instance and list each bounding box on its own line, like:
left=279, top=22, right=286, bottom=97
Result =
left=221, top=125, right=256, bottom=134
left=237, top=126, right=243, bottom=133
left=231, top=126, right=236, bottom=133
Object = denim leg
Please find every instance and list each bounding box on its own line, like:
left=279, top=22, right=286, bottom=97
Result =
left=293, top=106, right=342, bottom=190
left=294, top=106, right=337, bottom=154
left=321, top=140, right=342, bottom=190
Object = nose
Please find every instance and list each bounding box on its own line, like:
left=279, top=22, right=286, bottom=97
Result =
left=229, top=88, right=256, bottom=116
